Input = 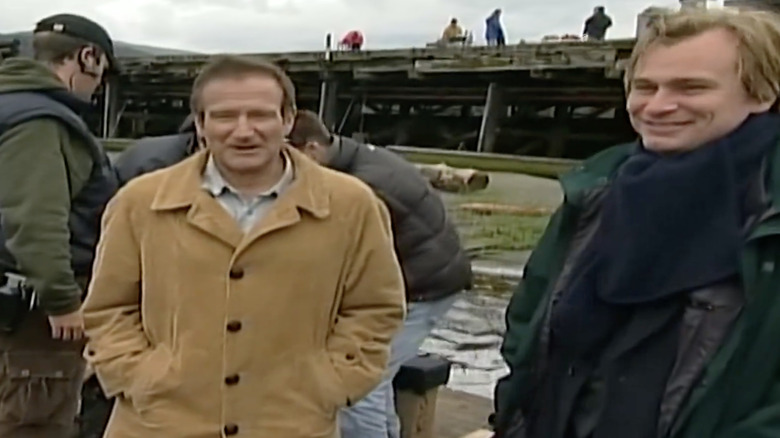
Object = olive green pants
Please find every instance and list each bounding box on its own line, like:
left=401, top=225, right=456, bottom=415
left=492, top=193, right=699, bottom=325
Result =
left=0, top=309, right=84, bottom=438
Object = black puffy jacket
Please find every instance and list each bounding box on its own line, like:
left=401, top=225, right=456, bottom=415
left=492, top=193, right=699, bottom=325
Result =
left=115, top=116, right=196, bottom=186
left=329, top=137, right=472, bottom=301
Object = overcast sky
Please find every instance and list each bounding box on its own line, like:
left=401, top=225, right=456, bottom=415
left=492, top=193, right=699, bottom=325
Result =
left=1, top=0, right=723, bottom=53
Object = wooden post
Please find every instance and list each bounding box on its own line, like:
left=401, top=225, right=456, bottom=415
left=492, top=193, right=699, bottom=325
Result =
left=394, top=355, right=452, bottom=438
left=476, top=83, right=504, bottom=153
left=396, top=387, right=441, bottom=438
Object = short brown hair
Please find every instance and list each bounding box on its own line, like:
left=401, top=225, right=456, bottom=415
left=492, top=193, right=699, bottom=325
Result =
left=625, top=8, right=780, bottom=105
left=32, top=31, right=101, bottom=64
left=288, top=110, right=332, bottom=147
left=190, top=54, right=296, bottom=118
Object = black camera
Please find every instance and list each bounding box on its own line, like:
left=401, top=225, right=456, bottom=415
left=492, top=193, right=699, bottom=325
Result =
left=0, top=273, right=34, bottom=333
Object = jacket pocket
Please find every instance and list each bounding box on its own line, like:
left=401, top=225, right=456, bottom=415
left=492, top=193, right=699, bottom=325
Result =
left=256, top=351, right=346, bottom=436
left=316, top=351, right=349, bottom=409
left=126, top=345, right=179, bottom=414
left=0, top=350, right=84, bottom=426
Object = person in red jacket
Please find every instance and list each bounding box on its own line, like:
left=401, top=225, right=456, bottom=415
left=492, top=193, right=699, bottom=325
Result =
left=340, top=30, right=364, bottom=50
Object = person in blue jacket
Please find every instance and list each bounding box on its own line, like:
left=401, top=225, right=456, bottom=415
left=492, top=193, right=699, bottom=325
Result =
left=486, top=8, right=506, bottom=46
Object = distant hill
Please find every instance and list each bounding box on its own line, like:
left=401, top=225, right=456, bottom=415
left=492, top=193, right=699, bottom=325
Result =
left=0, top=31, right=197, bottom=58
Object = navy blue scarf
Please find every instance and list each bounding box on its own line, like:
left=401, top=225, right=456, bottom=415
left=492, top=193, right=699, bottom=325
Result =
left=552, top=112, right=780, bottom=358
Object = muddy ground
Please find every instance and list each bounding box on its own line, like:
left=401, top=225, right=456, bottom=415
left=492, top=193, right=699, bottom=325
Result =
left=423, top=172, right=564, bottom=399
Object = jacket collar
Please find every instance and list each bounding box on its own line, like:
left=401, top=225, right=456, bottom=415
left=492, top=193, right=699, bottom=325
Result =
left=328, top=135, right=361, bottom=173
left=558, top=141, right=634, bottom=207
left=150, top=145, right=330, bottom=219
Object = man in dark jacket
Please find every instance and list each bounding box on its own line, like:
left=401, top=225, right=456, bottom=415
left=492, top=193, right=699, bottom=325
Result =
left=486, top=8, right=506, bottom=46
left=492, top=8, right=780, bottom=438
left=289, top=110, right=472, bottom=438
left=583, top=6, right=613, bottom=41
left=0, top=13, right=118, bottom=438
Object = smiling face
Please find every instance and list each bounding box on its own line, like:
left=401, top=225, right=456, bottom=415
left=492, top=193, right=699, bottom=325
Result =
left=627, top=28, right=772, bottom=153
left=196, top=74, right=293, bottom=175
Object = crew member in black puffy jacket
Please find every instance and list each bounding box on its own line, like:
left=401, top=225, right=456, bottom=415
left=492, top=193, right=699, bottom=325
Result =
left=114, top=115, right=198, bottom=186
left=289, top=110, right=472, bottom=438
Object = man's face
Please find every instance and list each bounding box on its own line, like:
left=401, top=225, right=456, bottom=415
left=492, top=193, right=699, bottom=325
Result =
left=196, top=75, right=292, bottom=174
left=627, top=28, right=772, bottom=153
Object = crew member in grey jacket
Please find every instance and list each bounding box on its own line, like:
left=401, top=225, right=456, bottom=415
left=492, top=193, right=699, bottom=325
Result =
left=289, top=110, right=472, bottom=438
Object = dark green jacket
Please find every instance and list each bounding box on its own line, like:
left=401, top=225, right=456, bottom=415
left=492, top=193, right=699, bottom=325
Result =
left=495, top=142, right=780, bottom=438
left=0, top=58, right=96, bottom=315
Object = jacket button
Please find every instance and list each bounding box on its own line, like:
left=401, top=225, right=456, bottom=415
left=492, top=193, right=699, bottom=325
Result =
left=225, top=374, right=240, bottom=385
left=224, top=424, right=239, bottom=435
left=229, top=267, right=244, bottom=279
left=227, top=321, right=242, bottom=332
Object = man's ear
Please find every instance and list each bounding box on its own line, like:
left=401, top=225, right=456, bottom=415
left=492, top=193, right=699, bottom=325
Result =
left=754, top=98, right=775, bottom=114
left=194, top=113, right=204, bottom=134
left=78, top=46, right=100, bottom=74
left=193, top=114, right=207, bottom=149
left=283, top=108, right=297, bottom=137
left=300, top=141, right=325, bottom=162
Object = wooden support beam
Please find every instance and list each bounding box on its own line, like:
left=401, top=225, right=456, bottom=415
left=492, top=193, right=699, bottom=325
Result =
left=546, top=105, right=571, bottom=157
left=476, top=83, right=504, bottom=153
left=318, top=78, right=339, bottom=131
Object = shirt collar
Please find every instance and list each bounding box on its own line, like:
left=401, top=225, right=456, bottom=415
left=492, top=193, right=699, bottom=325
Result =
left=202, top=152, right=294, bottom=200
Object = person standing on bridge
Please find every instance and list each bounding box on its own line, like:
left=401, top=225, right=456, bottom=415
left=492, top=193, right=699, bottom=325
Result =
left=0, top=13, right=118, bottom=438
left=340, top=30, right=365, bottom=51
left=583, top=6, right=613, bottom=41
left=492, top=8, right=780, bottom=438
left=81, top=55, right=406, bottom=437
left=486, top=9, right=506, bottom=46
left=289, top=110, right=472, bottom=438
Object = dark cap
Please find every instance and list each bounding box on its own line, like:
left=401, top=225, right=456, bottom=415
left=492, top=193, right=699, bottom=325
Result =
left=34, top=13, right=118, bottom=74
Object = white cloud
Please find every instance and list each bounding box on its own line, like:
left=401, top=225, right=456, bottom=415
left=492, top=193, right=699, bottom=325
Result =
left=1, top=0, right=694, bottom=53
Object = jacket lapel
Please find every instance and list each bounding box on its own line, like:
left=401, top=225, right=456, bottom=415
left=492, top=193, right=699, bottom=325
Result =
left=150, top=150, right=243, bottom=249
left=186, top=194, right=244, bottom=249
left=234, top=147, right=330, bottom=256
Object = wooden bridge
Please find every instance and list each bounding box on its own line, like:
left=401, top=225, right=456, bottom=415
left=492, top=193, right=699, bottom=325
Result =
left=1, top=37, right=638, bottom=159
left=93, top=39, right=638, bottom=160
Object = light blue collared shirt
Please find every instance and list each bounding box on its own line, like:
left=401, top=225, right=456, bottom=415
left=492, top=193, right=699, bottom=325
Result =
left=201, top=153, right=294, bottom=233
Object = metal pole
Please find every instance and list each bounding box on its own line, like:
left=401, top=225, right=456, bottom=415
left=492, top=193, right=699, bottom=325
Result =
left=318, top=33, right=339, bottom=130
left=101, top=82, right=110, bottom=138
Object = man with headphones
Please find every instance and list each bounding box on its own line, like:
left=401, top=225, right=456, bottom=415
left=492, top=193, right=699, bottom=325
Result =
left=0, top=13, right=118, bottom=437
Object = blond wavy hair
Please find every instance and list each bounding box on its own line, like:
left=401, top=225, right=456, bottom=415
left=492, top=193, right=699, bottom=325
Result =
left=625, top=8, right=780, bottom=105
